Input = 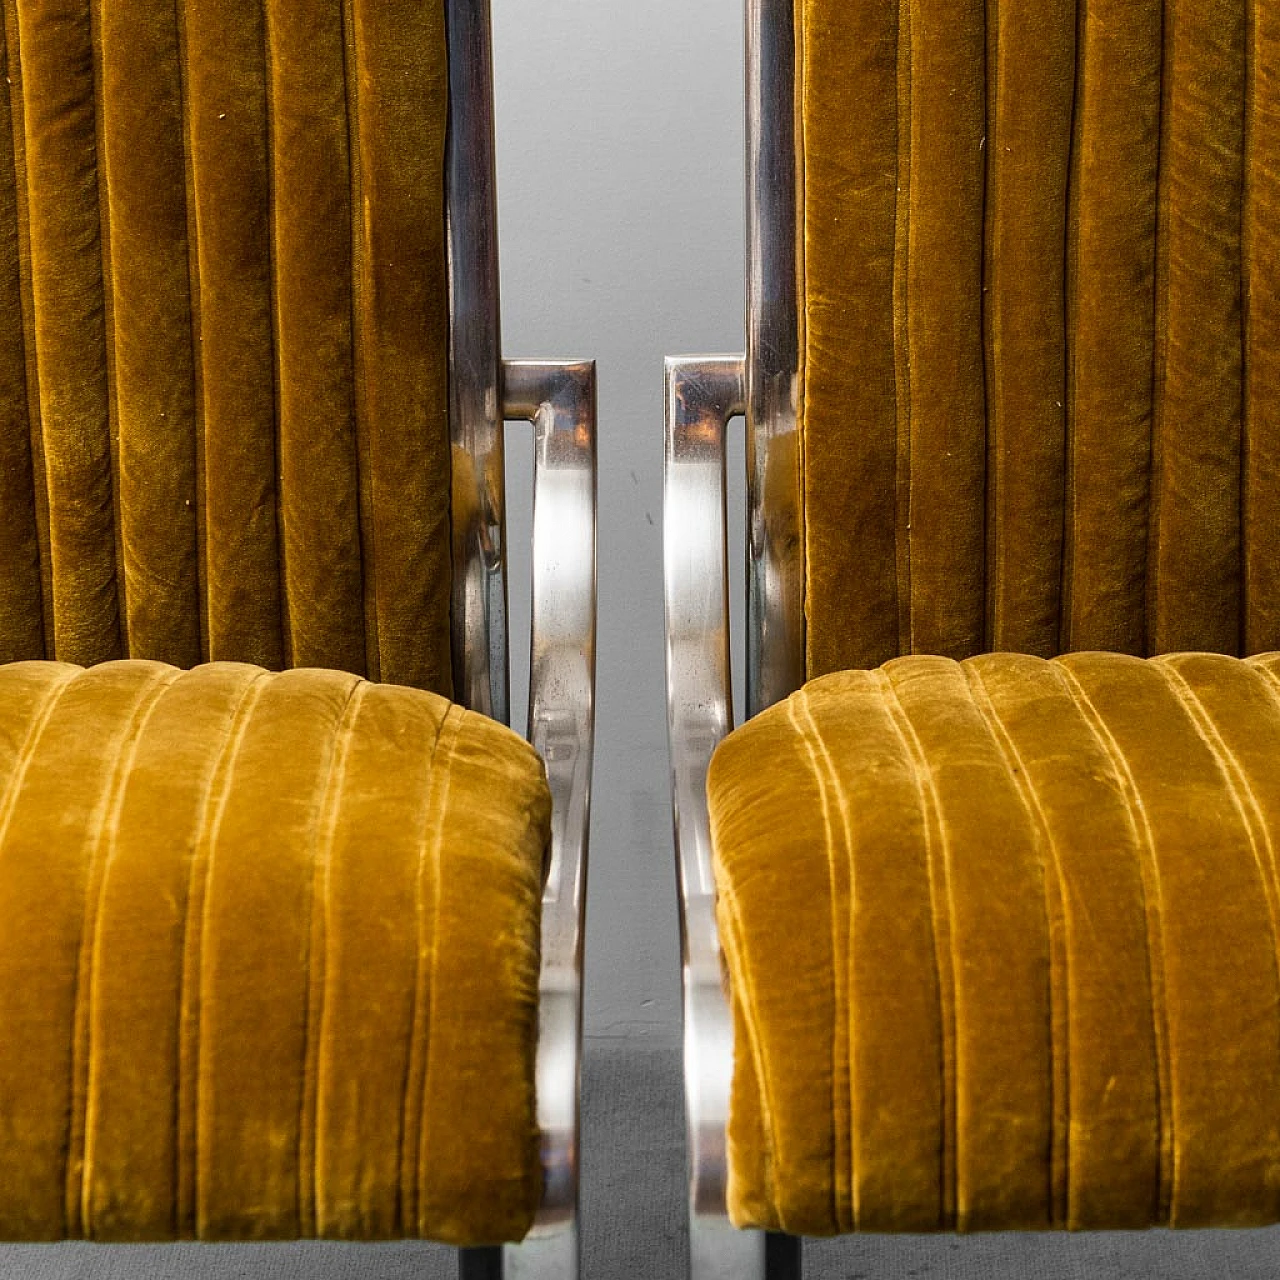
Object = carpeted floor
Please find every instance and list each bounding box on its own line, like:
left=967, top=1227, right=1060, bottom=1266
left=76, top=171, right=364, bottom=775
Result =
left=0, top=1040, right=1277, bottom=1278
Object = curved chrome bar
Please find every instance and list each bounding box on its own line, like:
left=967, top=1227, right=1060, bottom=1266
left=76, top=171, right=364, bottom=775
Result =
left=501, top=359, right=597, bottom=1278
left=664, top=356, right=768, bottom=1280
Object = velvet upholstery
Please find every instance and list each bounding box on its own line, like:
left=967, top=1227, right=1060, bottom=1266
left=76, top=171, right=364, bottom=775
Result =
left=710, top=651, right=1280, bottom=1234
left=0, top=660, right=550, bottom=1245
left=798, top=0, right=1280, bottom=674
left=715, top=0, right=1280, bottom=1241
left=0, top=0, right=558, bottom=1251
left=0, top=0, right=452, bottom=694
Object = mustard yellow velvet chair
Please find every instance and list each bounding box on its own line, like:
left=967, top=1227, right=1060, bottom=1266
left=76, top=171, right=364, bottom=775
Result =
left=0, top=0, right=595, bottom=1276
left=666, top=0, right=1280, bottom=1276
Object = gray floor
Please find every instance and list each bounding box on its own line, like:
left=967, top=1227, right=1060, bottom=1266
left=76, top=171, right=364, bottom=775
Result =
left=1, top=1039, right=1278, bottom=1279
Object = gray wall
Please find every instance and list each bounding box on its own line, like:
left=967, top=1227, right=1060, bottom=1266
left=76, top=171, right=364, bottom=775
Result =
left=492, top=0, right=745, bottom=1049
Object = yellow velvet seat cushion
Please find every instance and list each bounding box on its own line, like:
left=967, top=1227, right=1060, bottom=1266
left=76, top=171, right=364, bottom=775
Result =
left=709, top=650, right=1280, bottom=1236
left=0, top=660, right=551, bottom=1247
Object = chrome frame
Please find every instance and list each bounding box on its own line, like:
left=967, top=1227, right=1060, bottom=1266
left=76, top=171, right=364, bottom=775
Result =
left=663, top=0, right=802, bottom=1276
left=448, top=2, right=596, bottom=1278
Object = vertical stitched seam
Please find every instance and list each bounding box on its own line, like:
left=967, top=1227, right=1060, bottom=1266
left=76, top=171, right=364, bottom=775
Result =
left=983, top=0, right=1002, bottom=652
left=1058, top=662, right=1170, bottom=1221
left=877, top=668, right=956, bottom=1229
left=300, top=678, right=366, bottom=1236
left=1248, top=655, right=1280, bottom=707
left=1246, top=659, right=1280, bottom=793
left=88, top=0, right=124, bottom=657
left=67, top=665, right=179, bottom=1236
left=1156, top=657, right=1280, bottom=1026
left=977, top=0, right=990, bottom=655
left=788, top=690, right=852, bottom=1229
left=713, top=884, right=783, bottom=1224
left=797, top=690, right=860, bottom=1224
left=963, top=662, right=1069, bottom=1227
left=1157, top=659, right=1275, bottom=865
left=1147, top=0, right=1173, bottom=654
left=975, top=0, right=991, bottom=655
left=262, top=3, right=288, bottom=668
left=1060, top=0, right=1086, bottom=654
left=0, top=666, right=80, bottom=844
left=1141, top=0, right=1167, bottom=658
left=894, top=0, right=913, bottom=655
left=1241, top=0, right=1255, bottom=655
left=1049, top=0, right=1075, bottom=660
left=414, top=704, right=466, bottom=1233
left=179, top=669, right=271, bottom=1237
left=173, top=0, right=205, bottom=663
left=340, top=0, right=375, bottom=683
left=171, top=670, right=270, bottom=1237
left=398, top=701, right=456, bottom=1234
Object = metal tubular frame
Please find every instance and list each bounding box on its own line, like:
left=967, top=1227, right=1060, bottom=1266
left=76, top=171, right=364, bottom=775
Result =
left=745, top=0, right=804, bottom=720
left=448, top=3, right=597, bottom=1278
left=664, top=0, right=802, bottom=1276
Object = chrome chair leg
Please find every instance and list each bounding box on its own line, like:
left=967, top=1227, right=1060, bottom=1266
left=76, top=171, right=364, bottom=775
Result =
left=459, top=1246, right=504, bottom=1280
left=766, top=1232, right=802, bottom=1280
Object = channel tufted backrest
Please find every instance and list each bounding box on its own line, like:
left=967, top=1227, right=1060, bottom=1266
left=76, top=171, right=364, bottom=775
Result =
left=0, top=0, right=453, bottom=696
left=797, top=0, right=1280, bottom=679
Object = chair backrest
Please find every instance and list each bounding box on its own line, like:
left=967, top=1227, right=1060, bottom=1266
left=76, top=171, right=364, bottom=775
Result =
left=770, top=0, right=1280, bottom=680
left=0, top=0, right=482, bottom=700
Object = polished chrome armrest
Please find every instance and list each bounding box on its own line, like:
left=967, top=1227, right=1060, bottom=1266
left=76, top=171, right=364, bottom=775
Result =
left=501, top=359, right=596, bottom=1269
left=664, top=356, right=769, bottom=1280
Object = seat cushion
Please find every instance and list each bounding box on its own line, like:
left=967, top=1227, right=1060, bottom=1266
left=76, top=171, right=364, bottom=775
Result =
left=0, top=660, right=551, bottom=1246
left=709, top=651, right=1280, bottom=1235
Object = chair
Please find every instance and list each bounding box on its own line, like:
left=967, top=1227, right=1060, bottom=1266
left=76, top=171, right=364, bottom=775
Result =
left=665, top=0, right=1280, bottom=1275
left=0, top=0, right=593, bottom=1276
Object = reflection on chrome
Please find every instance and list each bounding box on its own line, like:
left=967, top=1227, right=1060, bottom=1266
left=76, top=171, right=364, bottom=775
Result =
left=663, top=0, right=805, bottom=1275
left=746, top=0, right=804, bottom=720
left=665, top=356, right=768, bottom=1280
left=455, top=360, right=596, bottom=1280
left=502, top=359, right=597, bottom=1280
left=447, top=0, right=506, bottom=730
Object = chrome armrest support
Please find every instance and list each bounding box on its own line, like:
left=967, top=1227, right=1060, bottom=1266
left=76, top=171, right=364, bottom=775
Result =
left=664, top=356, right=767, bottom=1280
left=447, top=0, right=507, bottom=728
left=501, top=359, right=597, bottom=1270
left=445, top=0, right=594, bottom=1271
